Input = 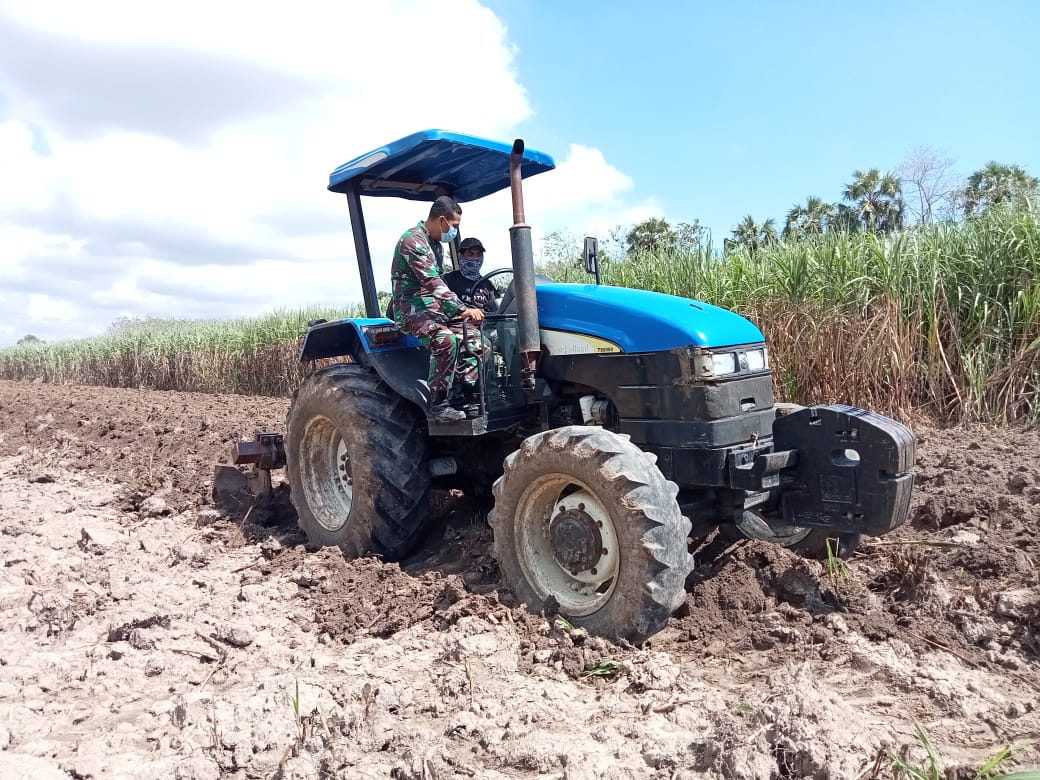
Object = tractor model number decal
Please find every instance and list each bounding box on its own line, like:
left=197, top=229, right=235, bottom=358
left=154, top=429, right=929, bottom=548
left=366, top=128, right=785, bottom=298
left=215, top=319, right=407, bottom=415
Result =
left=540, top=329, right=622, bottom=356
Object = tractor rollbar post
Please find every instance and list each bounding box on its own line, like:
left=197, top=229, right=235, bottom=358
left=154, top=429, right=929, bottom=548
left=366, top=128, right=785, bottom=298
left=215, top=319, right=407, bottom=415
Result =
left=509, top=138, right=540, bottom=388
left=346, top=183, right=380, bottom=318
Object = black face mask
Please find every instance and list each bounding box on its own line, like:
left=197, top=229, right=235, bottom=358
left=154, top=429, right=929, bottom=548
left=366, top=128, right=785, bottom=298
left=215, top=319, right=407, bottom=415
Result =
left=460, top=257, right=483, bottom=281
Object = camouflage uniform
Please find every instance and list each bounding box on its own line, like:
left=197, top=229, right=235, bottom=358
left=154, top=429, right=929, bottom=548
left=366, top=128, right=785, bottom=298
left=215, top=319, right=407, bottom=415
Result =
left=390, top=222, right=482, bottom=395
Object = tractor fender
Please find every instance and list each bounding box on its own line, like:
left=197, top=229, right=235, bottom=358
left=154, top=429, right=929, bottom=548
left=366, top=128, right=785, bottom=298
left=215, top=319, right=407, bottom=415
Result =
left=299, top=319, right=367, bottom=363
left=299, top=319, right=430, bottom=409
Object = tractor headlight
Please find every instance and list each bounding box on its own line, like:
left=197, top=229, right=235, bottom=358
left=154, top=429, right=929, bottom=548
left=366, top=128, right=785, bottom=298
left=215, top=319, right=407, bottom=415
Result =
left=692, top=345, right=769, bottom=379
left=711, top=353, right=738, bottom=376
left=745, top=347, right=768, bottom=371
left=693, top=351, right=738, bottom=378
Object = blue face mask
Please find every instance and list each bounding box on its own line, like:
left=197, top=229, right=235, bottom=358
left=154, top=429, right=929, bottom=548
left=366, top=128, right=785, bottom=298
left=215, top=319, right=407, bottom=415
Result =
left=441, top=224, right=458, bottom=243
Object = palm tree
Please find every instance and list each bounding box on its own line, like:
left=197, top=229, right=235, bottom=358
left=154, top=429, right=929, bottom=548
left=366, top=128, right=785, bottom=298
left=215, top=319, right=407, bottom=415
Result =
left=841, top=169, right=905, bottom=233
left=831, top=204, right=862, bottom=234
left=962, top=162, right=1039, bottom=216
left=783, top=196, right=836, bottom=240
left=727, top=216, right=778, bottom=254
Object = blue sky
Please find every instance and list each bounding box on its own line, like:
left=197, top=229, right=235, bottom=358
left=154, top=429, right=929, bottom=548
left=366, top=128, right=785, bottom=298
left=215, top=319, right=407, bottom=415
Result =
left=489, top=0, right=1040, bottom=239
left=0, top=0, right=1038, bottom=344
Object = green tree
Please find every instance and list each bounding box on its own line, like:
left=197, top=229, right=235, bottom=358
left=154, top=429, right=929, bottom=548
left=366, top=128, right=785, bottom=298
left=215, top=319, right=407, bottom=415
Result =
left=603, top=224, right=628, bottom=261
left=626, top=217, right=677, bottom=256
left=841, top=169, right=905, bottom=233
left=541, top=229, right=584, bottom=266
left=782, top=196, right=836, bottom=240
left=16, top=334, right=42, bottom=345
left=541, top=227, right=623, bottom=271
left=726, top=215, right=778, bottom=254
left=830, top=204, right=861, bottom=233
left=961, top=161, right=1039, bottom=216
left=674, top=220, right=706, bottom=252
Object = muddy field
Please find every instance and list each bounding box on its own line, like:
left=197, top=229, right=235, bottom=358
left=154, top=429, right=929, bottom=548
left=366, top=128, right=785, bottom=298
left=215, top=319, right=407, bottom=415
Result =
left=0, top=379, right=1037, bottom=779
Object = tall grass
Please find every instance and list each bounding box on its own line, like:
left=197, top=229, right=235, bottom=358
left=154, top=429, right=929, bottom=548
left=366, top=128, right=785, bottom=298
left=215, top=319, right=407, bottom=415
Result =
left=544, top=205, right=1040, bottom=423
left=1, top=206, right=1037, bottom=424
left=0, top=305, right=359, bottom=397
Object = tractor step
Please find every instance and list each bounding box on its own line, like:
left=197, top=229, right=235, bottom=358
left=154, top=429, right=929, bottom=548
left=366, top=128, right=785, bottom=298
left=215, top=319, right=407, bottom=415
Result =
left=427, top=413, right=489, bottom=437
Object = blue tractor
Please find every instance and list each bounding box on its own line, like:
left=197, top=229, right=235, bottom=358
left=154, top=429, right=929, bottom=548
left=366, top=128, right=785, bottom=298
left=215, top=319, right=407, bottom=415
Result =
left=232, top=130, right=915, bottom=643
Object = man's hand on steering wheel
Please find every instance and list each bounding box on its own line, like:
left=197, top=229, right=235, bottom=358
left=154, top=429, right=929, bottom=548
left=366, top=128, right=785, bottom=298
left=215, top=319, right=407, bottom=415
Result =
left=461, top=307, right=485, bottom=323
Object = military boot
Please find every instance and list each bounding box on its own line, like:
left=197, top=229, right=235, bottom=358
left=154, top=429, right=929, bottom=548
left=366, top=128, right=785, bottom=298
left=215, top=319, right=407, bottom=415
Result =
left=429, top=391, right=465, bottom=423
left=460, top=383, right=482, bottom=417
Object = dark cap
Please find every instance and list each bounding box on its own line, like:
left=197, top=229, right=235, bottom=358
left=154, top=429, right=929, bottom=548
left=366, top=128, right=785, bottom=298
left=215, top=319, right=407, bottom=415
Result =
left=459, top=237, right=486, bottom=253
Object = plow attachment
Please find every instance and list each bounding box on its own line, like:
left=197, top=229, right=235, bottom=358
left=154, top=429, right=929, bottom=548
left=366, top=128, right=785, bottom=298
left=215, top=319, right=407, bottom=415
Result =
left=213, top=431, right=286, bottom=507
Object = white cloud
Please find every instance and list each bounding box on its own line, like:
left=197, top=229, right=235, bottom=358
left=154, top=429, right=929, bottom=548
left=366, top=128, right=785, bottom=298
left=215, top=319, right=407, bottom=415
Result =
left=0, top=0, right=652, bottom=346
left=460, top=143, right=661, bottom=265
left=0, top=120, right=55, bottom=210
left=25, top=293, right=80, bottom=323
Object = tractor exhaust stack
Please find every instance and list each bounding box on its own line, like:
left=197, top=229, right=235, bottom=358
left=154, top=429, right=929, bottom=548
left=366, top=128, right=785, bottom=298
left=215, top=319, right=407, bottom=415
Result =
left=509, top=138, right=540, bottom=389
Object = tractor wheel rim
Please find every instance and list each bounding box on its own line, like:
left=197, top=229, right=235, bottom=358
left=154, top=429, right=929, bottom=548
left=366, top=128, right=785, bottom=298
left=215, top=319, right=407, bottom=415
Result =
left=299, top=414, right=353, bottom=532
left=515, top=476, right=619, bottom=617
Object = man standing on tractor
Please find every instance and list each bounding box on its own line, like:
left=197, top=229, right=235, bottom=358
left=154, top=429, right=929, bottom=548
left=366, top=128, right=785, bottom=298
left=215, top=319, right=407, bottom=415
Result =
left=444, top=237, right=498, bottom=313
left=390, top=196, right=485, bottom=423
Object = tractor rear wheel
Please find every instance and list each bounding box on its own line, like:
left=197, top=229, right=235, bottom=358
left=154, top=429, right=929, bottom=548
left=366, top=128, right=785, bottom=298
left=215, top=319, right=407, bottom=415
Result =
left=490, top=426, right=691, bottom=644
left=285, top=363, right=431, bottom=560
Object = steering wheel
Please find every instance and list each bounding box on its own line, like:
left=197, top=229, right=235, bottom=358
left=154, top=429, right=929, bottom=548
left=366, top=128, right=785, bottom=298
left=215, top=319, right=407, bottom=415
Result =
left=471, top=268, right=514, bottom=312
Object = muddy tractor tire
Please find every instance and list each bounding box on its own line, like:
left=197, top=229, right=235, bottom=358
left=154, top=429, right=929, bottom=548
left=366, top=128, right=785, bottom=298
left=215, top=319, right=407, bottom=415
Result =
left=490, top=426, right=692, bottom=644
left=724, top=511, right=862, bottom=560
left=285, top=363, right=431, bottom=560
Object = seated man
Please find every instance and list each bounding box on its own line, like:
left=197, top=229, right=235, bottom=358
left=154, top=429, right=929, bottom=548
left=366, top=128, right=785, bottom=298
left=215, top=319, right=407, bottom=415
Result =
left=443, top=237, right=498, bottom=313
left=389, top=196, right=485, bottom=423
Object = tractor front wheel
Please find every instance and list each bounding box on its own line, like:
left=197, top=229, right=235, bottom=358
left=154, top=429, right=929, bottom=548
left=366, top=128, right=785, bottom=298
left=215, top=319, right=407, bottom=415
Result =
left=490, top=426, right=691, bottom=644
left=285, top=363, right=431, bottom=560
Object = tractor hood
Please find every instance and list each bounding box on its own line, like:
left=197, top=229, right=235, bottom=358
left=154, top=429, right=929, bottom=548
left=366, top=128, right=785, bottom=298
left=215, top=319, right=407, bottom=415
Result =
left=535, top=284, right=765, bottom=352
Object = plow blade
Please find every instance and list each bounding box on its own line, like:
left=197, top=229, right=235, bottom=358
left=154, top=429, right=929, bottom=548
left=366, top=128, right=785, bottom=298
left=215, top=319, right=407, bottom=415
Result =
left=772, top=404, right=915, bottom=536
left=213, top=431, right=287, bottom=509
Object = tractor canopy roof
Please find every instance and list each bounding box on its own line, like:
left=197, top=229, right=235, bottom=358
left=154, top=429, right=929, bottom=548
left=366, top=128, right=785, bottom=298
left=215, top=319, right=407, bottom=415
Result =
left=327, top=129, right=556, bottom=202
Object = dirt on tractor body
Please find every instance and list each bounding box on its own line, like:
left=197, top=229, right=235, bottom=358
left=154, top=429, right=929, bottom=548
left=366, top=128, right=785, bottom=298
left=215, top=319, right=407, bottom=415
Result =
left=0, top=379, right=1037, bottom=779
